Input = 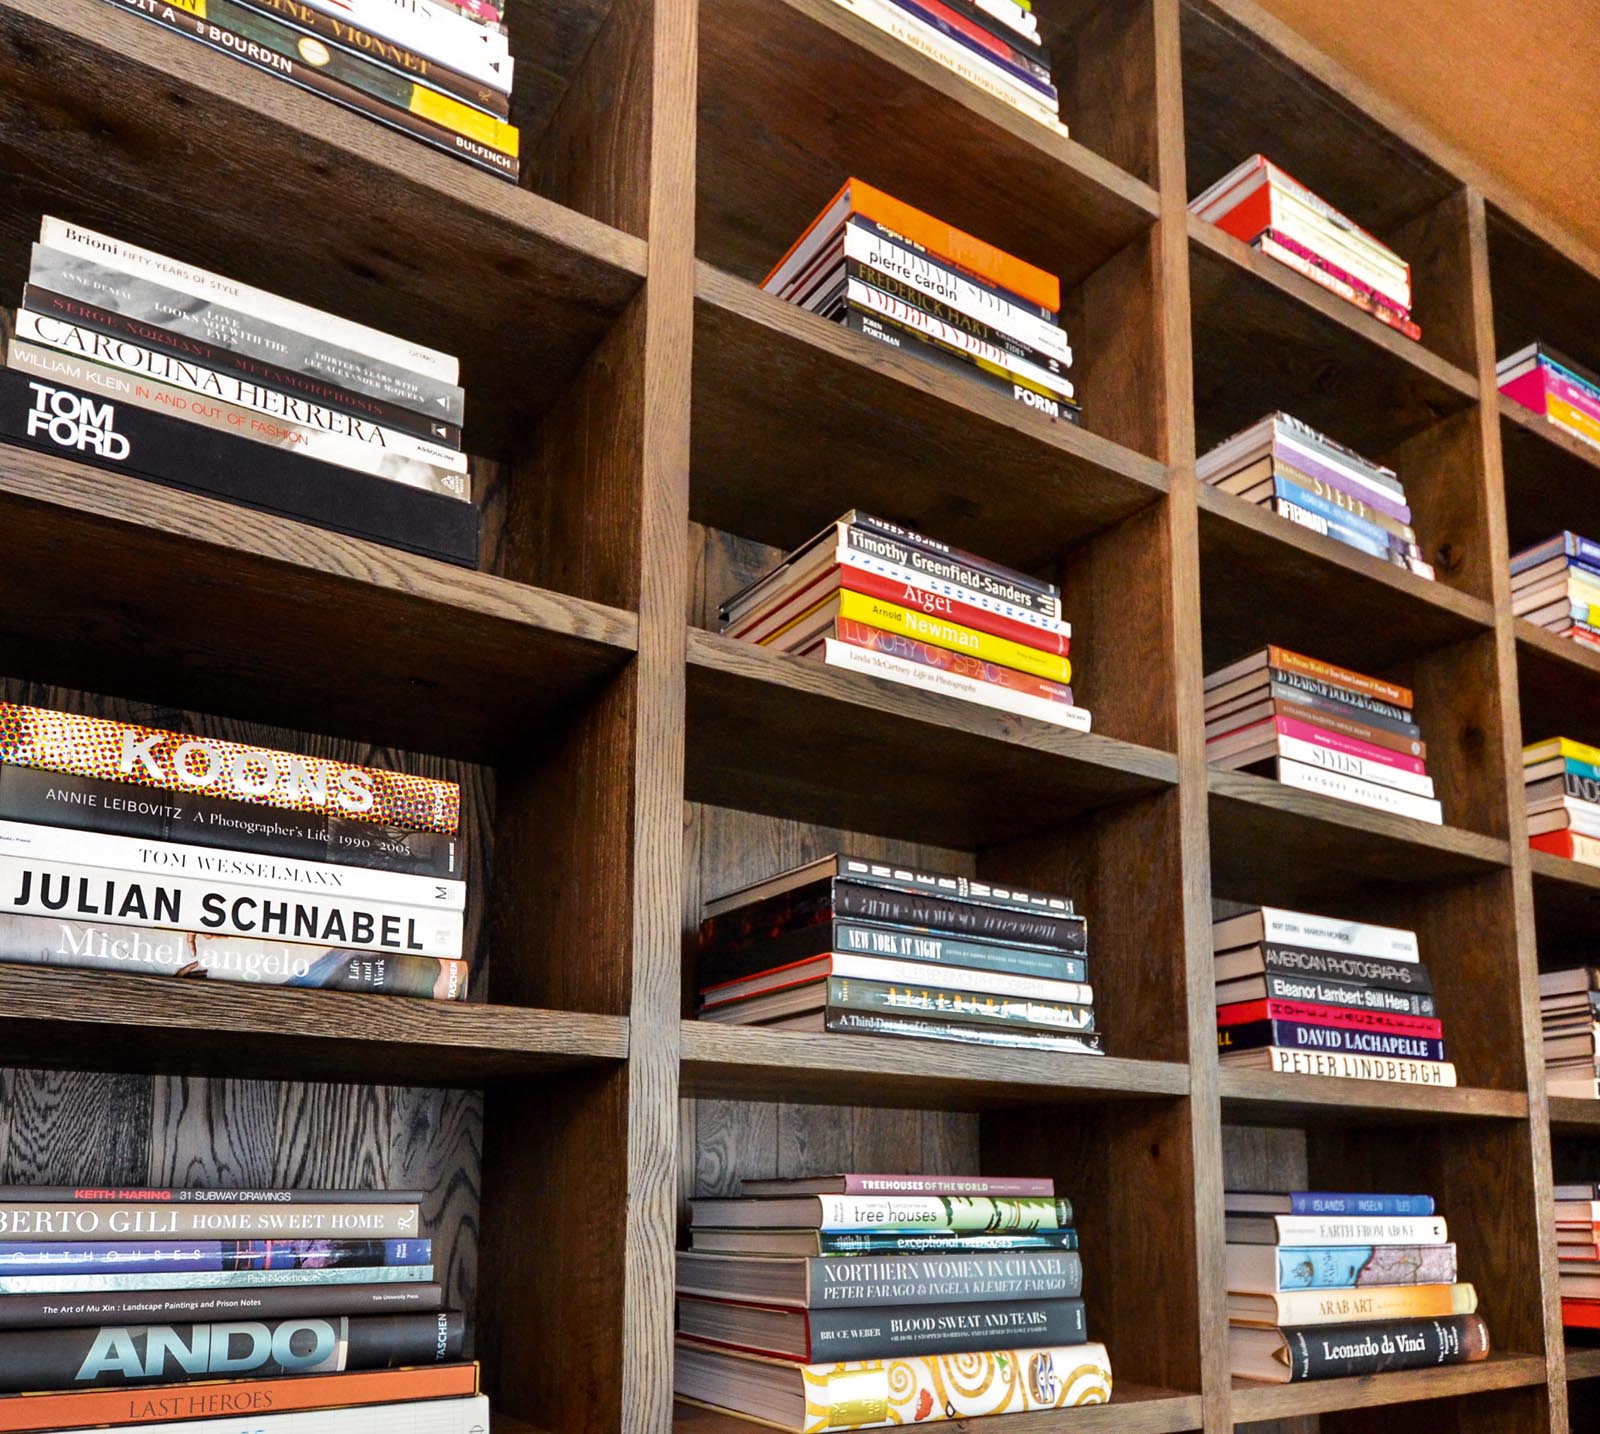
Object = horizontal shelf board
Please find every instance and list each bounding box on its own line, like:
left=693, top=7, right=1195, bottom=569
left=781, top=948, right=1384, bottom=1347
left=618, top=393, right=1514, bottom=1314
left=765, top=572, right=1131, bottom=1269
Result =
left=1498, top=397, right=1600, bottom=555
left=1196, top=483, right=1494, bottom=673
left=0, top=449, right=637, bottom=762
left=680, top=1021, right=1189, bottom=1110
left=1530, top=847, right=1600, bottom=894
left=1218, top=1069, right=1529, bottom=1127
left=677, top=1384, right=1202, bottom=1433
left=692, top=267, right=1168, bottom=570
left=1549, top=1096, right=1600, bottom=1136
left=1566, top=1346, right=1600, bottom=1381
left=696, top=0, right=1158, bottom=295
left=1207, top=767, right=1510, bottom=900
left=685, top=629, right=1178, bottom=847
left=0, top=968, right=628, bottom=1086
left=1229, top=1351, right=1548, bottom=1421
left=1516, top=620, right=1600, bottom=752
left=1188, top=219, right=1480, bottom=457
left=2, top=0, right=646, bottom=461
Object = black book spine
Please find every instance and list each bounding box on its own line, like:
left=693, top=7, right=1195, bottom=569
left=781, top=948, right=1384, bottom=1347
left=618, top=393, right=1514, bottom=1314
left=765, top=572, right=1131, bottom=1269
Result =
left=1218, top=1019, right=1445, bottom=1062
left=0, top=767, right=460, bottom=878
left=1259, top=944, right=1433, bottom=992
left=0, top=1280, right=444, bottom=1331
left=0, top=1311, right=463, bottom=1390
left=1270, top=668, right=1414, bottom=725
left=805, top=1296, right=1085, bottom=1362
left=1258, top=972, right=1437, bottom=1017
left=1283, top=1314, right=1489, bottom=1380
left=23, top=286, right=462, bottom=448
left=0, top=367, right=480, bottom=567
left=836, top=883, right=1086, bottom=950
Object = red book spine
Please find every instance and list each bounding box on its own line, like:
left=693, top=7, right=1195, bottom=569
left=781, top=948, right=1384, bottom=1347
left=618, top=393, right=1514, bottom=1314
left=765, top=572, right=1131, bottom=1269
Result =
left=840, top=565, right=1069, bottom=655
left=1215, top=998, right=1443, bottom=1039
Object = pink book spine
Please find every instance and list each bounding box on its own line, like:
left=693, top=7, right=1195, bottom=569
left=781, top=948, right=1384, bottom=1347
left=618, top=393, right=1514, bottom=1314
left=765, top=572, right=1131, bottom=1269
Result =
left=1539, top=366, right=1600, bottom=424
left=842, top=1174, right=1056, bottom=1196
left=1275, top=715, right=1428, bottom=773
left=1261, top=227, right=1411, bottom=315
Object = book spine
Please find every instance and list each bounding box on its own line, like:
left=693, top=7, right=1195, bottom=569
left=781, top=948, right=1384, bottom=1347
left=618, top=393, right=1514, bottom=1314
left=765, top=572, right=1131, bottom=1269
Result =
left=832, top=549, right=1065, bottom=640
left=843, top=219, right=1068, bottom=353
left=833, top=922, right=1086, bottom=981
left=1247, top=914, right=1421, bottom=964
left=829, top=618, right=1074, bottom=702
left=1267, top=682, right=1422, bottom=738
left=1252, top=701, right=1424, bottom=758
left=834, top=858, right=1075, bottom=923
left=1268, top=725, right=1434, bottom=793
left=823, top=1008, right=1104, bottom=1054
left=1267, top=438, right=1413, bottom=519
left=23, top=286, right=462, bottom=448
left=35, top=220, right=458, bottom=384
left=0, top=1203, right=419, bottom=1241
left=1254, top=971, right=1436, bottom=1016
left=1258, top=223, right=1411, bottom=313
left=1255, top=235, right=1422, bottom=340
left=290, top=0, right=512, bottom=71
left=231, top=0, right=512, bottom=112
left=1257, top=1283, right=1474, bottom=1327
left=1271, top=462, right=1418, bottom=542
left=0, top=702, right=458, bottom=834
left=0, top=1238, right=430, bottom=1275
left=5, top=338, right=473, bottom=501
left=1217, top=999, right=1440, bottom=1038
left=1270, top=1214, right=1448, bottom=1246
left=846, top=216, right=1054, bottom=321
left=1265, top=479, right=1418, bottom=555
left=1219, top=1019, right=1445, bottom=1063
left=1269, top=669, right=1415, bottom=725
left=1289, top=1194, right=1436, bottom=1216
left=844, top=309, right=1080, bottom=423
left=92, top=0, right=521, bottom=182
left=0, top=1187, right=423, bottom=1203
left=1545, top=391, right=1600, bottom=450
left=833, top=880, right=1085, bottom=951
left=0, top=1312, right=463, bottom=1391
left=801, top=1296, right=1085, bottom=1361
left=0, top=819, right=464, bottom=910
left=0, top=766, right=460, bottom=878
left=1281, top=1314, right=1488, bottom=1381
left=0, top=1265, right=431, bottom=1295
left=1534, top=362, right=1600, bottom=422
left=846, top=279, right=1075, bottom=399
left=818, top=954, right=1090, bottom=1004
left=0, top=1279, right=445, bottom=1330
left=1265, top=648, right=1412, bottom=707
left=828, top=975, right=1094, bottom=1032
left=790, top=1341, right=1112, bottom=1427
left=16, top=308, right=467, bottom=476
left=838, top=519, right=1061, bottom=618
left=878, top=0, right=1057, bottom=94
left=1272, top=497, right=1406, bottom=566
left=1261, top=166, right=1410, bottom=280
left=58, top=1396, right=491, bottom=1434
left=1274, top=758, right=1443, bottom=823
left=28, top=244, right=466, bottom=424
left=833, top=590, right=1071, bottom=681
left=838, top=566, right=1068, bottom=655
left=815, top=1229, right=1079, bottom=1254
left=1532, top=830, right=1600, bottom=864
left=0, top=856, right=463, bottom=958
left=838, top=1175, right=1057, bottom=1197
left=1273, top=414, right=1403, bottom=492
left=1271, top=1243, right=1456, bottom=1289
left=1240, top=1045, right=1457, bottom=1088
left=814, top=1195, right=1074, bottom=1233
left=805, top=1250, right=1081, bottom=1306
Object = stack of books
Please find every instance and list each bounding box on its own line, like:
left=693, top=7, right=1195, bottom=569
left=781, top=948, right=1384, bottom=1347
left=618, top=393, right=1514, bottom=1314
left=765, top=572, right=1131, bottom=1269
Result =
left=1197, top=413, right=1433, bottom=578
left=0, top=1185, right=481, bottom=1431
left=675, top=1172, right=1112, bottom=1429
left=696, top=854, right=1100, bottom=1055
left=0, top=701, right=469, bottom=1001
left=1499, top=343, right=1600, bottom=453
left=4, top=216, right=479, bottom=566
left=1540, top=969, right=1600, bottom=1098
left=1190, top=156, right=1419, bottom=340
left=1524, top=736, right=1600, bottom=866
left=100, top=0, right=519, bottom=179
left=1204, top=647, right=1442, bottom=825
left=1555, top=1183, right=1600, bottom=1333
left=1227, top=1191, right=1488, bottom=1383
left=828, top=0, right=1064, bottom=130
left=721, top=511, right=1089, bottom=731
left=1214, top=906, right=1453, bottom=1089
left=764, top=180, right=1078, bottom=425
left=1511, top=533, right=1600, bottom=645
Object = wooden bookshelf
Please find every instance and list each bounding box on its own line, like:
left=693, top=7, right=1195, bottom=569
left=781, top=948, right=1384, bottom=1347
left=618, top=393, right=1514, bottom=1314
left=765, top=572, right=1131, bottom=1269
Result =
left=0, top=0, right=1595, bottom=1428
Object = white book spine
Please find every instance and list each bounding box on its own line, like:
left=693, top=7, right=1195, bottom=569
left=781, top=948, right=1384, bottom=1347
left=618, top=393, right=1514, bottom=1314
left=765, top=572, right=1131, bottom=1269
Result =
left=38, top=218, right=458, bottom=383
left=836, top=548, right=1068, bottom=637
left=5, top=342, right=472, bottom=501
left=1268, top=734, right=1436, bottom=799
left=1265, top=192, right=1410, bottom=303
left=1274, top=757, right=1443, bottom=825
left=17, top=310, right=467, bottom=475
left=1264, top=168, right=1410, bottom=281
left=825, top=0, right=1066, bottom=127
left=1254, top=906, right=1420, bottom=962
left=49, top=1396, right=492, bottom=1434
left=822, top=639, right=1092, bottom=732
left=0, top=1265, right=432, bottom=1293
left=1273, top=433, right=1406, bottom=509
left=816, top=951, right=1093, bottom=1005
left=844, top=222, right=1071, bottom=359
left=1242, top=1045, right=1458, bottom=1089
left=295, top=0, right=514, bottom=78
left=847, top=278, right=1076, bottom=400
left=0, top=854, right=464, bottom=958
left=1268, top=1211, right=1451, bottom=1245
left=0, top=819, right=464, bottom=911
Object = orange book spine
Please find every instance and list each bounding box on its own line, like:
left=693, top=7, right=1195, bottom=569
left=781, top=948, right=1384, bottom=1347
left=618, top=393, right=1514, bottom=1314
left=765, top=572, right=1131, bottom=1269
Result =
left=1265, top=646, right=1413, bottom=707
left=0, top=1365, right=479, bottom=1433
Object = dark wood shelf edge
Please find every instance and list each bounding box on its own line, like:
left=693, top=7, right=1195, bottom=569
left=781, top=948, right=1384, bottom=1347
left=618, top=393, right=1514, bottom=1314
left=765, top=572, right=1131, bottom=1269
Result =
left=1528, top=847, right=1600, bottom=893
left=1229, top=1352, right=1549, bottom=1420
left=1218, top=1069, right=1529, bottom=1126
left=1565, top=1347, right=1600, bottom=1381
left=1549, top=1096, right=1600, bottom=1134
left=1516, top=620, right=1600, bottom=682
left=1499, top=394, right=1600, bottom=477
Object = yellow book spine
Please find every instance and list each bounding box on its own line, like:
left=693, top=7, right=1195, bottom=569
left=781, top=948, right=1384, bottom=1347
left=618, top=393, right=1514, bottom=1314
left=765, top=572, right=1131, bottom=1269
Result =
left=410, top=85, right=520, bottom=156
left=838, top=591, right=1071, bottom=682
left=1265, top=1282, right=1476, bottom=1327
left=1546, top=392, right=1600, bottom=449
left=1527, top=736, right=1600, bottom=767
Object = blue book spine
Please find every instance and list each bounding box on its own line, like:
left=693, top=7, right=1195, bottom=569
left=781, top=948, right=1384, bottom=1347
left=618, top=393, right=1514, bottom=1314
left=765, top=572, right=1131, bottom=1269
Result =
left=0, top=1239, right=431, bottom=1275
left=1219, top=1019, right=1445, bottom=1063
left=1272, top=496, right=1402, bottom=563
left=1289, top=1193, right=1435, bottom=1216
left=1267, top=478, right=1411, bottom=554
left=1512, top=532, right=1600, bottom=574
